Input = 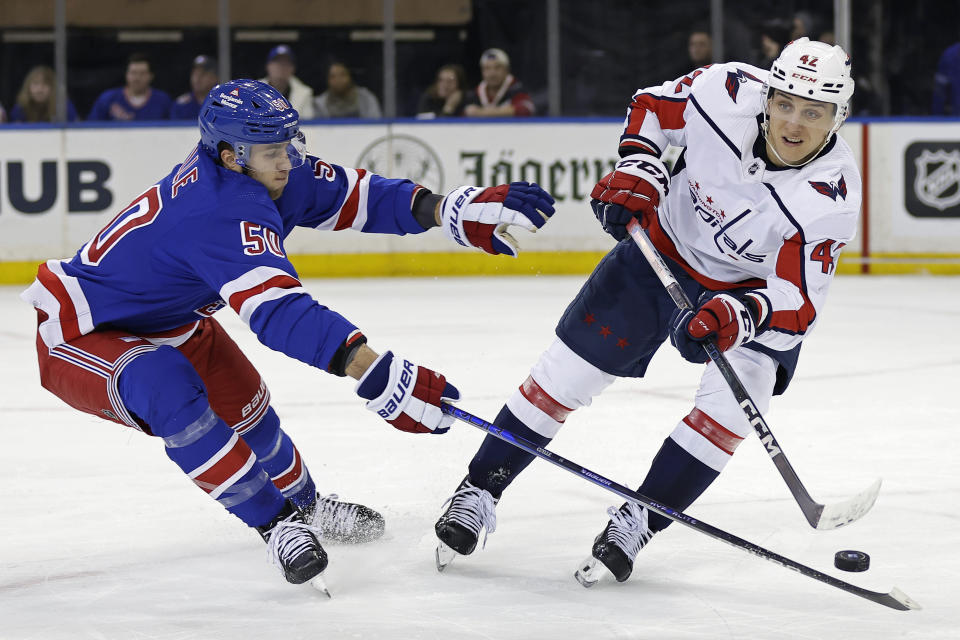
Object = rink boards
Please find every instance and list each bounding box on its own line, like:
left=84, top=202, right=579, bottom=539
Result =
left=0, top=118, right=958, bottom=281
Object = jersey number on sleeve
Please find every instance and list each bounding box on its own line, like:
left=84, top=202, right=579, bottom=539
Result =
left=80, top=185, right=163, bottom=266
left=810, top=239, right=846, bottom=274
left=241, top=221, right=285, bottom=258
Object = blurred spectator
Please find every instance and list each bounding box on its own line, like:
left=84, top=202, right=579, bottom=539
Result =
left=314, top=62, right=382, bottom=119
left=170, top=55, right=219, bottom=120
left=756, top=19, right=792, bottom=69
left=464, top=48, right=535, bottom=117
left=932, top=42, right=960, bottom=114
left=791, top=11, right=815, bottom=40
left=0, top=103, right=6, bottom=123
left=261, top=45, right=315, bottom=119
left=10, top=65, right=78, bottom=122
left=88, top=52, right=172, bottom=121
left=416, top=64, right=467, bottom=118
left=688, top=29, right=713, bottom=68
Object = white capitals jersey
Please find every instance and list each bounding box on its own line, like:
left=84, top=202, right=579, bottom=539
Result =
left=620, top=62, right=861, bottom=352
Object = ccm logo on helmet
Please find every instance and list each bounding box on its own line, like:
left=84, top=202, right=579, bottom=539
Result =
left=791, top=72, right=817, bottom=83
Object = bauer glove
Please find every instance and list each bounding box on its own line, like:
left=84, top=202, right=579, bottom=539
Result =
left=440, top=181, right=555, bottom=257
left=355, top=351, right=460, bottom=434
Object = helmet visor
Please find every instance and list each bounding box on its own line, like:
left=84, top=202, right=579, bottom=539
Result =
left=766, top=91, right=836, bottom=137
left=243, top=132, right=307, bottom=173
left=765, top=91, right=836, bottom=164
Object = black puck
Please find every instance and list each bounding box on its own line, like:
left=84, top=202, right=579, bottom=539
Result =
left=834, top=550, right=870, bottom=572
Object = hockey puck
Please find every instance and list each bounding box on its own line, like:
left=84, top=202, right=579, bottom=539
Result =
left=834, top=550, right=870, bottom=572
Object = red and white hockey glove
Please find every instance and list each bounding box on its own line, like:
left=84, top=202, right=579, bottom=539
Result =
left=591, top=154, right=670, bottom=241
left=440, top=181, right=555, bottom=257
left=670, top=293, right=768, bottom=364
left=355, top=351, right=460, bottom=434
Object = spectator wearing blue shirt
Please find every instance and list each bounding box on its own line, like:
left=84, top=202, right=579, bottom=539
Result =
left=10, top=65, right=78, bottom=122
left=89, top=52, right=172, bottom=121
left=170, top=55, right=219, bottom=120
left=933, top=43, right=960, bottom=115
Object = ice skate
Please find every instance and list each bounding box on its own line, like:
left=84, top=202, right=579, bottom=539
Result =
left=306, top=493, right=385, bottom=544
left=257, top=500, right=329, bottom=592
left=434, top=476, right=498, bottom=571
left=574, top=501, right=653, bottom=587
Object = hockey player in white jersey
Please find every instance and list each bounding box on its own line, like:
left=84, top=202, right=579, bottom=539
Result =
left=433, top=38, right=861, bottom=584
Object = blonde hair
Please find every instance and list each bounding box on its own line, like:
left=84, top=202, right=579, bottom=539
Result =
left=16, top=66, right=57, bottom=122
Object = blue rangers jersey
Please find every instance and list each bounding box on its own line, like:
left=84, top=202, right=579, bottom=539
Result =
left=620, top=62, right=862, bottom=352
left=22, top=144, right=427, bottom=372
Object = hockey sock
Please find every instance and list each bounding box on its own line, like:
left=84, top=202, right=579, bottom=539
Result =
left=637, top=437, right=720, bottom=533
left=119, top=347, right=285, bottom=527
left=241, top=406, right=316, bottom=510
left=468, top=406, right=552, bottom=498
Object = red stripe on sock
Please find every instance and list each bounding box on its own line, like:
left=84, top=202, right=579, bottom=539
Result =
left=682, top=408, right=743, bottom=455
left=271, top=448, right=304, bottom=491
left=518, top=376, right=572, bottom=423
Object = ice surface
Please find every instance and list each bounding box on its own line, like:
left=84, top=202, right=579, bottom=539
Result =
left=1, top=275, right=958, bottom=639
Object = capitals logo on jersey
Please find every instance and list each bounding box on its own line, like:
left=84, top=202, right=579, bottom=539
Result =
left=809, top=175, right=848, bottom=201
left=724, top=69, right=761, bottom=103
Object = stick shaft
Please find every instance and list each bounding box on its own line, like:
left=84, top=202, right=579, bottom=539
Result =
left=441, top=403, right=916, bottom=611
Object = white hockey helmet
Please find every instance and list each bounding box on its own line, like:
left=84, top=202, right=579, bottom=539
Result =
left=762, top=37, right=854, bottom=165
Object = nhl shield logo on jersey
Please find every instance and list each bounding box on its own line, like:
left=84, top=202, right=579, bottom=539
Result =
left=808, top=175, right=847, bottom=201
left=913, top=149, right=960, bottom=211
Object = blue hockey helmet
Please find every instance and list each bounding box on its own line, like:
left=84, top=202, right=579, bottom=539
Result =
left=198, top=79, right=306, bottom=170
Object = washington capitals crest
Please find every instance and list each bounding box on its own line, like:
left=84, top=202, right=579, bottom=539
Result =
left=725, top=69, right=761, bottom=103
left=809, top=175, right=847, bottom=201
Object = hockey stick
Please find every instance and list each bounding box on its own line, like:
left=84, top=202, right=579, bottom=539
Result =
left=439, top=403, right=918, bottom=611
left=625, top=218, right=881, bottom=530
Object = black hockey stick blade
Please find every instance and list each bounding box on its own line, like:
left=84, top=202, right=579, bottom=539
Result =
left=441, top=403, right=920, bottom=611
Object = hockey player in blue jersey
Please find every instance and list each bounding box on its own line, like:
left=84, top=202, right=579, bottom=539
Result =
left=433, top=39, right=861, bottom=584
left=21, top=79, right=555, bottom=589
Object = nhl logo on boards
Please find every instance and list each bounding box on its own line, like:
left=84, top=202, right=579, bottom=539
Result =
left=913, top=149, right=960, bottom=211
left=904, top=142, right=960, bottom=217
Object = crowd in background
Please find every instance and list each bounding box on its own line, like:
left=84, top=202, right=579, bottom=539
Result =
left=1, top=2, right=959, bottom=124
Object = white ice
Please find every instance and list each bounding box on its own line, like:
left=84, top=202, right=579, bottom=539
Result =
left=1, top=274, right=958, bottom=639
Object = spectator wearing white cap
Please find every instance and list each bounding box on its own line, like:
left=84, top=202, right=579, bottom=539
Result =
left=464, top=48, right=535, bottom=117
left=170, top=55, right=219, bottom=120
left=260, top=44, right=315, bottom=119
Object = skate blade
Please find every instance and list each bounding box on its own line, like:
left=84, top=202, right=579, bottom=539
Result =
left=309, top=574, right=332, bottom=598
left=574, top=556, right=606, bottom=588
left=435, top=541, right=458, bottom=572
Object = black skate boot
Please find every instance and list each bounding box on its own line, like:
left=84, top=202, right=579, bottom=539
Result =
left=257, top=500, right=328, bottom=587
left=575, top=502, right=653, bottom=587
left=434, top=476, right=498, bottom=570
left=304, top=493, right=385, bottom=544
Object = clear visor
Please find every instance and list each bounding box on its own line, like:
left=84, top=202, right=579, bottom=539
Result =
left=242, top=132, right=307, bottom=173
left=766, top=92, right=836, bottom=137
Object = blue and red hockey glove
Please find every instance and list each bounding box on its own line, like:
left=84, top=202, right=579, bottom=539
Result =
left=670, top=293, right=768, bottom=364
left=440, top=181, right=555, bottom=256
left=355, top=351, right=460, bottom=434
left=591, top=153, right=670, bottom=241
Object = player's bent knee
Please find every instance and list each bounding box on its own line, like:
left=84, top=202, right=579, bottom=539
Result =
left=693, top=348, right=777, bottom=439
left=117, top=345, right=211, bottom=438
left=506, top=338, right=616, bottom=438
